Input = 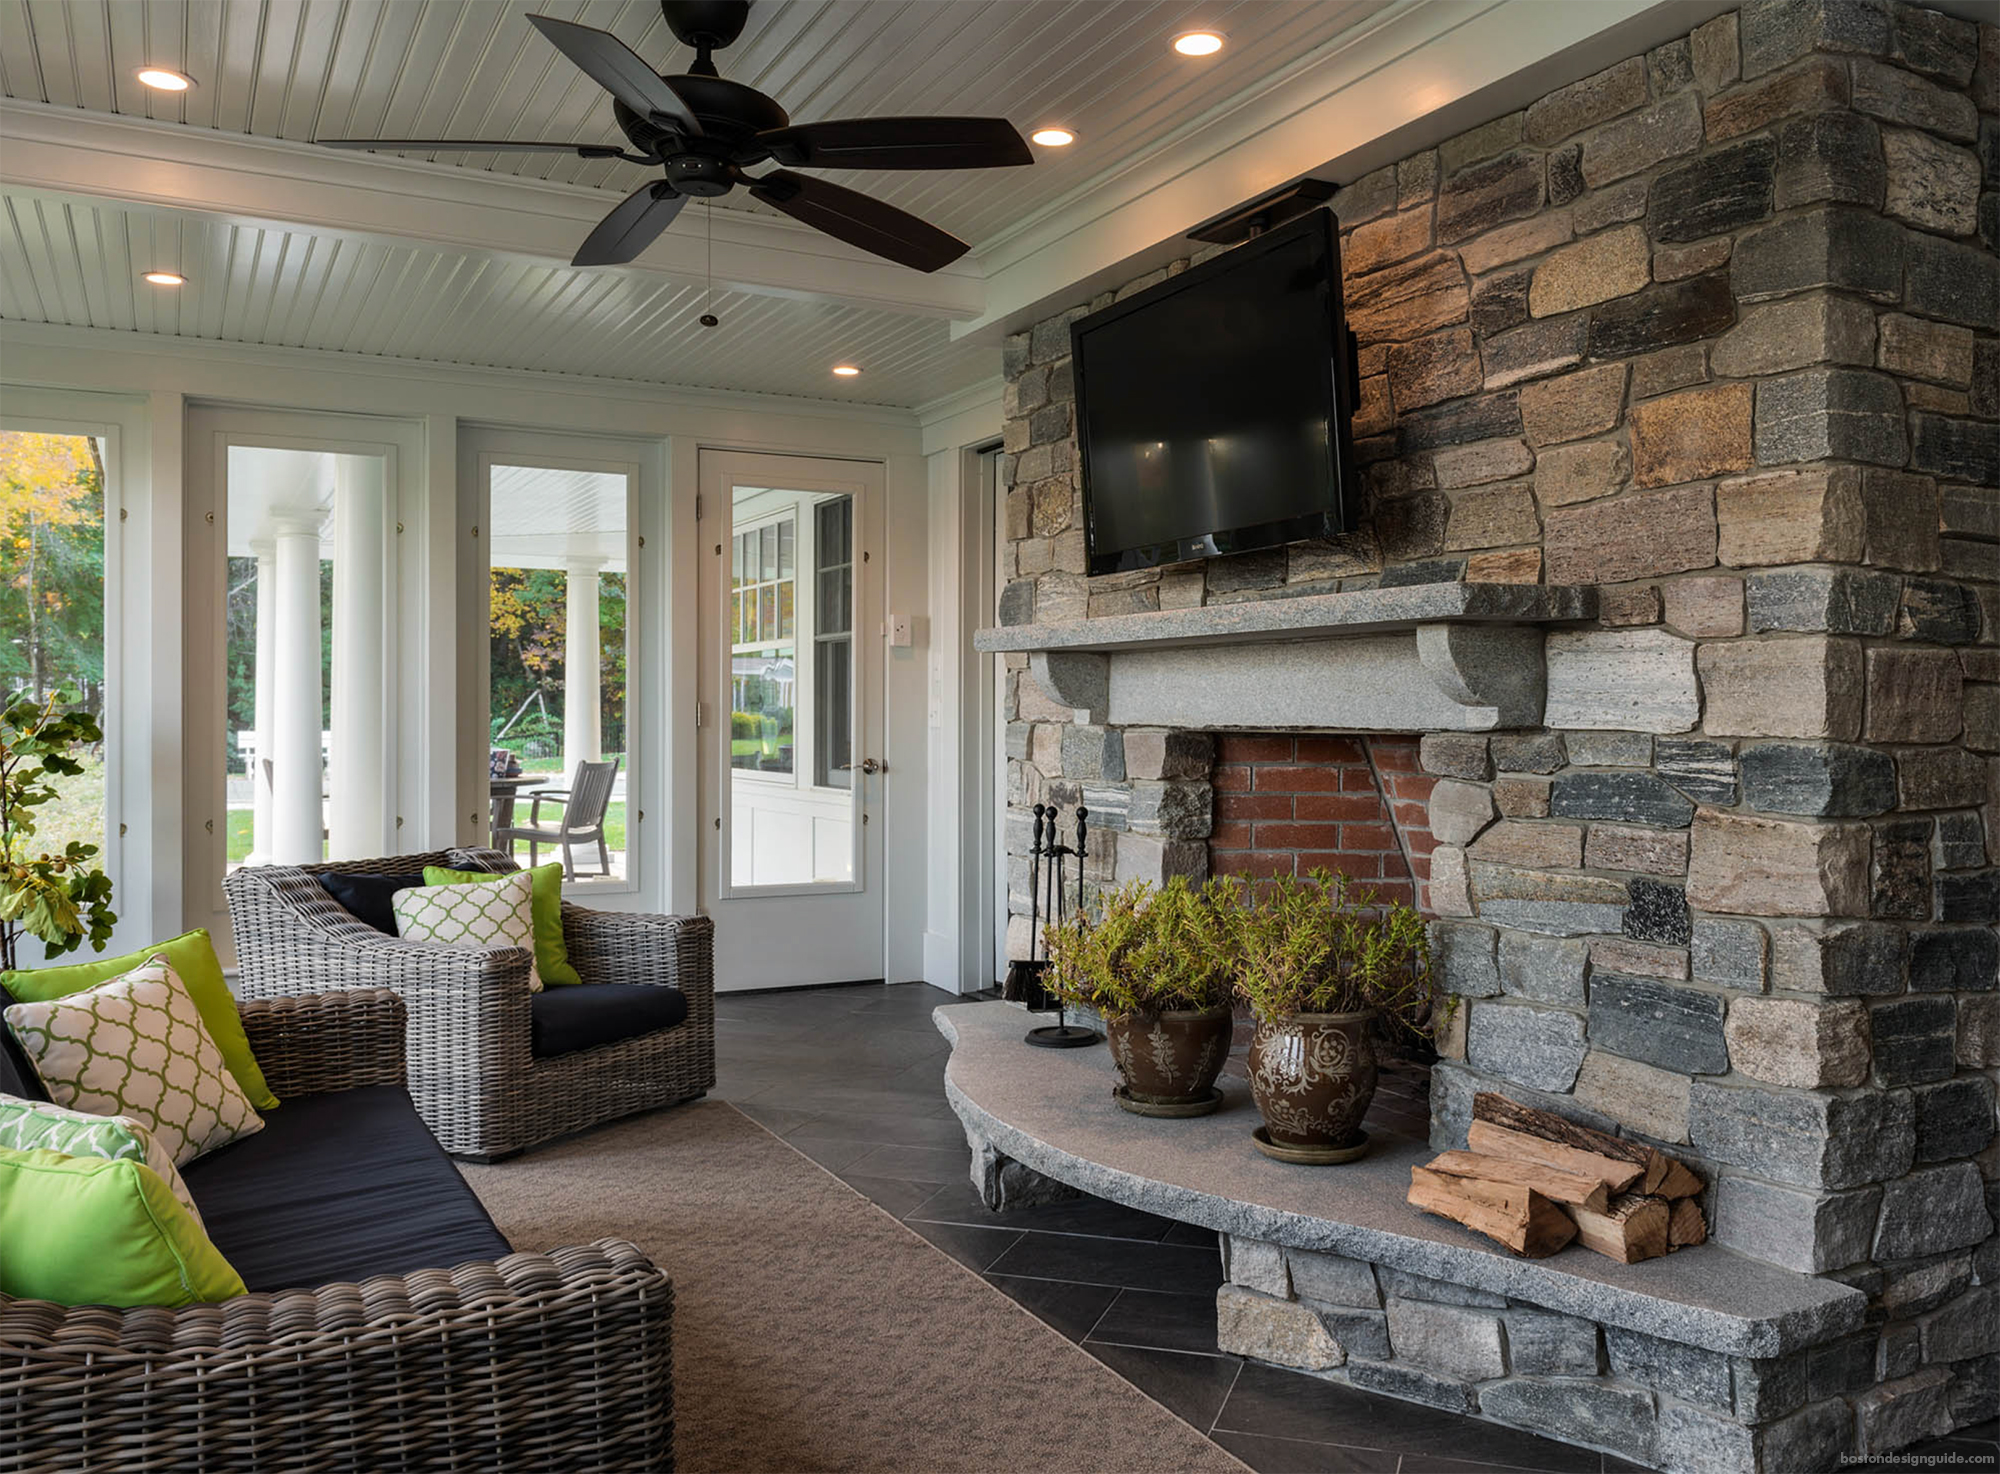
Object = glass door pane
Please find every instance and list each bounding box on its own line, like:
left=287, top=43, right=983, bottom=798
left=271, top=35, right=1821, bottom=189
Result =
left=726, top=483, right=857, bottom=889
left=221, top=446, right=390, bottom=871
left=486, top=463, right=630, bottom=887
left=0, top=430, right=109, bottom=856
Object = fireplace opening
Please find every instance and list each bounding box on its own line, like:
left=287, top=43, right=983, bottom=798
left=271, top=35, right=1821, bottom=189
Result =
left=1208, top=733, right=1439, bottom=914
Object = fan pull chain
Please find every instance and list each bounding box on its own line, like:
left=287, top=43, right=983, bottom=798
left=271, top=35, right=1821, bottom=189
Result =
left=699, top=202, right=720, bottom=327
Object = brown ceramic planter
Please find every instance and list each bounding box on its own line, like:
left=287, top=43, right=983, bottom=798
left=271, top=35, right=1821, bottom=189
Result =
left=1105, top=1006, right=1232, bottom=1106
left=1247, top=1010, right=1378, bottom=1151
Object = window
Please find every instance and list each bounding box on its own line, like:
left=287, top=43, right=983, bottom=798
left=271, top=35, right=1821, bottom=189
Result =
left=730, top=514, right=796, bottom=775
left=0, top=431, right=109, bottom=853
left=486, top=463, right=631, bottom=886
left=813, top=497, right=853, bottom=790
left=220, top=446, right=392, bottom=870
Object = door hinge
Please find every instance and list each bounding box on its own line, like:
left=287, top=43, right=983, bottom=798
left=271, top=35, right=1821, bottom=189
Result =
left=696, top=701, right=707, bottom=728
left=695, top=493, right=704, bottom=521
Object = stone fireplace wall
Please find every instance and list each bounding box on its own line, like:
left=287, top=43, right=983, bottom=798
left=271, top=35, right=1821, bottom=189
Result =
left=996, top=0, right=1997, bottom=1459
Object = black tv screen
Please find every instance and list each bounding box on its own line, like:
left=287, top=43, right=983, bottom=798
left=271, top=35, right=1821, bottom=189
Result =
left=1070, top=209, right=1358, bottom=576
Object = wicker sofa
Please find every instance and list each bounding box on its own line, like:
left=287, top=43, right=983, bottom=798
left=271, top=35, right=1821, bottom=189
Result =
left=225, top=849, right=716, bottom=1161
left=0, top=989, right=675, bottom=1474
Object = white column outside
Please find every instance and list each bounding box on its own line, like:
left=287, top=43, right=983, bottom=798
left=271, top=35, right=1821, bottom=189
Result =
left=269, top=516, right=325, bottom=864
left=564, top=558, right=604, bottom=785
left=247, top=539, right=276, bottom=864
left=329, top=458, right=387, bottom=860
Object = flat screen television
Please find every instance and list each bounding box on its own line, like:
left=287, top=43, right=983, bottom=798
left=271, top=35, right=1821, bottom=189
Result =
left=1070, top=209, right=1359, bottom=576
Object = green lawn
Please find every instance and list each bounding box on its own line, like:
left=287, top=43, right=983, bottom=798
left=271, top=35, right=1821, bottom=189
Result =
left=27, top=755, right=107, bottom=858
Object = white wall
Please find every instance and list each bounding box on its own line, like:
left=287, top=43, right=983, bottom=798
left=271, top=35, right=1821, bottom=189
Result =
left=1, top=322, right=954, bottom=975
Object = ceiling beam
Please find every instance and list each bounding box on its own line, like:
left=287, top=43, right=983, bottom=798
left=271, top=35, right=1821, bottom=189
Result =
left=0, top=100, right=985, bottom=321
left=953, top=0, right=1736, bottom=342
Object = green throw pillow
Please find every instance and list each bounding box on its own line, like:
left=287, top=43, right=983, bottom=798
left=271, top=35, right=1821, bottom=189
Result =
left=0, top=1093, right=205, bottom=1226
left=0, top=928, right=278, bottom=1112
left=0, top=1144, right=245, bottom=1307
left=423, top=864, right=582, bottom=987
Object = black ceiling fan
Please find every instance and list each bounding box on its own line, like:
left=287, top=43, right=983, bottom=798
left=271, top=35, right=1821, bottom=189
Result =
left=315, top=0, right=1031, bottom=273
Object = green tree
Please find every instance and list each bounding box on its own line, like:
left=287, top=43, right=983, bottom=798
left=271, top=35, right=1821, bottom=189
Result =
left=488, top=568, right=626, bottom=754
left=0, top=433, right=106, bottom=718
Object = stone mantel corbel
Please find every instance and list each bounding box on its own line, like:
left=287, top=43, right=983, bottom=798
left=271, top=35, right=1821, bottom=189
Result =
left=975, top=583, right=1597, bottom=733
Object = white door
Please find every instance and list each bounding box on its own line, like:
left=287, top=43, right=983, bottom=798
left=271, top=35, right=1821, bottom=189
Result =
left=698, top=450, right=884, bottom=990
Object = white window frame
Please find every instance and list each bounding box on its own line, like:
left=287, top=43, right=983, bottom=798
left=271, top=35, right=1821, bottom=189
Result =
left=0, top=389, right=147, bottom=953
left=183, top=407, right=425, bottom=955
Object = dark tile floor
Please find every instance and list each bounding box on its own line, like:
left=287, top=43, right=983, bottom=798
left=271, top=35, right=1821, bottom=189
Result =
left=714, top=980, right=1999, bottom=1474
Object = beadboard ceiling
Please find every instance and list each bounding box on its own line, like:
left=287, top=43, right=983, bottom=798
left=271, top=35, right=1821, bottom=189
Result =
left=0, top=0, right=1385, bottom=244
left=0, top=190, right=1000, bottom=405
left=0, top=0, right=1388, bottom=406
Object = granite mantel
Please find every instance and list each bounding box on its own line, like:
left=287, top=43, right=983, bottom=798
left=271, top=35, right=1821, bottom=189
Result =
left=973, top=583, right=1598, bottom=732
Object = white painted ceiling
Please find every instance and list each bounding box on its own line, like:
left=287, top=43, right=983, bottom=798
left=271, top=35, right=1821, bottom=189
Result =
left=0, top=0, right=1390, bottom=407
left=0, top=0, right=1385, bottom=245
left=490, top=461, right=631, bottom=568
left=0, top=190, right=999, bottom=404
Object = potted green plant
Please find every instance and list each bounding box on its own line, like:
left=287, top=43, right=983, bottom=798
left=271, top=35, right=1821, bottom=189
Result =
left=1233, top=869, right=1435, bottom=1163
left=0, top=691, right=117, bottom=971
left=1043, top=876, right=1239, bottom=1117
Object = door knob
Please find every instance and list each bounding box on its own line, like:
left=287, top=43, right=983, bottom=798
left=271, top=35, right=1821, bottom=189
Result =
left=837, top=758, right=887, bottom=775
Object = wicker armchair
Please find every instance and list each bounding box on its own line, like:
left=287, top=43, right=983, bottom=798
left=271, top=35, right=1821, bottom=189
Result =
left=0, top=990, right=675, bottom=1474
left=225, top=849, right=716, bottom=1160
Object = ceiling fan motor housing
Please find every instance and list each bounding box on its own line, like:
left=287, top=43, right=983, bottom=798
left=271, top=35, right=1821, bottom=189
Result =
left=661, top=0, right=751, bottom=52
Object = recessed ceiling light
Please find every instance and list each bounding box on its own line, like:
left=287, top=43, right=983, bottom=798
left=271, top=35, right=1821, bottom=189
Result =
left=1030, top=127, right=1076, bottom=148
left=832, top=364, right=861, bottom=377
left=1173, top=31, right=1225, bottom=56
left=141, top=270, right=187, bottom=286
left=135, top=67, right=194, bottom=91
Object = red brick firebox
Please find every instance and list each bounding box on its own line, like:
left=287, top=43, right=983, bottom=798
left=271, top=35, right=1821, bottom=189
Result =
left=1208, top=734, right=1440, bottom=914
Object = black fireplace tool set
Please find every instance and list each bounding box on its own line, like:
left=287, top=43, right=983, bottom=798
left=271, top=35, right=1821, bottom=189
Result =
left=1003, top=802, right=1102, bottom=1049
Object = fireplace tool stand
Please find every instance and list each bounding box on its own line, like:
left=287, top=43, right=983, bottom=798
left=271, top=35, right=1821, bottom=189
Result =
left=1026, top=804, right=1101, bottom=1050
left=1000, top=804, right=1052, bottom=1008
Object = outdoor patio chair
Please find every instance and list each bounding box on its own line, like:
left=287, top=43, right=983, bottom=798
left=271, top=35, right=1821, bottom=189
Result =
left=498, top=757, right=619, bottom=880
left=225, top=847, right=715, bottom=1160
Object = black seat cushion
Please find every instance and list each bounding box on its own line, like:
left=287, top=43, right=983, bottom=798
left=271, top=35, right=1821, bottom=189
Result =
left=315, top=871, right=427, bottom=934
left=531, top=984, right=688, bottom=1058
left=182, top=1084, right=511, bottom=1292
left=0, top=984, right=49, bottom=1102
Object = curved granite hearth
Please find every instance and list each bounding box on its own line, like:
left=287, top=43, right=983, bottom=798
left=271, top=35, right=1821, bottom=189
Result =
left=936, top=1001, right=1860, bottom=1360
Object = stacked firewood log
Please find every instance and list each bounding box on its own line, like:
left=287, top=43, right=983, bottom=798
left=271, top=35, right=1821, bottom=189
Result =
left=1407, top=1093, right=1707, bottom=1262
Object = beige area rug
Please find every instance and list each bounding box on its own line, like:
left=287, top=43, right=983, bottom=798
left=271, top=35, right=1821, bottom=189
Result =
left=461, top=1100, right=1249, bottom=1474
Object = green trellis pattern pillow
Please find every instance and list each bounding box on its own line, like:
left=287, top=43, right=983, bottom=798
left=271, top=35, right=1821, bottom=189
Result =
left=2, top=956, right=265, bottom=1167
left=0, top=1093, right=205, bottom=1227
left=394, top=869, right=544, bottom=992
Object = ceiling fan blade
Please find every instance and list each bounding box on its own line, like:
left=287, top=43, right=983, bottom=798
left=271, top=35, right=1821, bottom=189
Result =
left=758, top=117, right=1031, bottom=170
left=572, top=182, right=688, bottom=267
left=749, top=170, right=967, bottom=273
left=316, top=137, right=634, bottom=157
left=527, top=14, right=703, bottom=135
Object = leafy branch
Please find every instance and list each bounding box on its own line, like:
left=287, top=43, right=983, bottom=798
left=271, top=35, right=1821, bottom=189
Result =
left=0, top=690, right=117, bottom=971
